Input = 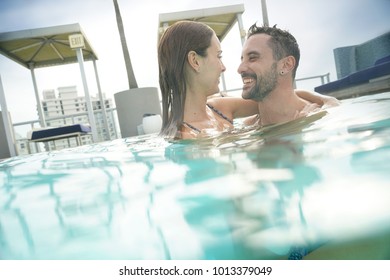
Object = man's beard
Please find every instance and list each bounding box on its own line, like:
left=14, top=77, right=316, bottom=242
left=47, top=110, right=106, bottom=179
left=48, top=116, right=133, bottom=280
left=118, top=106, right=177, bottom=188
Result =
left=242, top=62, right=278, bottom=101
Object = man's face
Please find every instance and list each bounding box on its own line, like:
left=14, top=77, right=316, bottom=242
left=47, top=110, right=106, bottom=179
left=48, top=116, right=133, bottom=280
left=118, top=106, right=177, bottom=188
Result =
left=238, top=34, right=279, bottom=101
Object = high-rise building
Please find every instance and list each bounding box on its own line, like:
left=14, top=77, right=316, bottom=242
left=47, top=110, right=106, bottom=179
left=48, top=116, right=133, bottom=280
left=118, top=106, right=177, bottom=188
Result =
left=39, top=85, right=116, bottom=150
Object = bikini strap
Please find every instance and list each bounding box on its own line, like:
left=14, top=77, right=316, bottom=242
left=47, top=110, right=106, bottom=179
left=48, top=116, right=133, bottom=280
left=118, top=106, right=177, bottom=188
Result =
left=182, top=104, right=233, bottom=133
left=182, top=121, right=201, bottom=133
left=206, top=103, right=234, bottom=124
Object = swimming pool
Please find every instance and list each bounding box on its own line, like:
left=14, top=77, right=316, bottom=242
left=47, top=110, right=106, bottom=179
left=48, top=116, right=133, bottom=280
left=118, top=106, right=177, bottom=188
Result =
left=1, top=92, right=390, bottom=260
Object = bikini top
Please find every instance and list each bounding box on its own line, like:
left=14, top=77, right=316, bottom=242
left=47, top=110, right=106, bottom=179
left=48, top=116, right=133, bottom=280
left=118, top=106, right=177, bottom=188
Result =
left=182, top=103, right=234, bottom=133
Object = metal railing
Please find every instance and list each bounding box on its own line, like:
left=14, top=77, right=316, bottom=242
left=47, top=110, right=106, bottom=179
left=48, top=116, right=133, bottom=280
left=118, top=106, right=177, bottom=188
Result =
left=295, top=73, right=330, bottom=86
left=12, top=107, right=120, bottom=156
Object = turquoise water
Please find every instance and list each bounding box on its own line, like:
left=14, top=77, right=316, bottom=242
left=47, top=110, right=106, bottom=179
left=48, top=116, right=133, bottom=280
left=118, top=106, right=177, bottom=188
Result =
left=1, top=92, right=390, bottom=260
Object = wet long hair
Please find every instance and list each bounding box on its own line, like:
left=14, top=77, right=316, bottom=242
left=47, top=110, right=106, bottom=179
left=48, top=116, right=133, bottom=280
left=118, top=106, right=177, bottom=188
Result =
left=247, top=23, right=300, bottom=79
left=158, top=21, right=214, bottom=139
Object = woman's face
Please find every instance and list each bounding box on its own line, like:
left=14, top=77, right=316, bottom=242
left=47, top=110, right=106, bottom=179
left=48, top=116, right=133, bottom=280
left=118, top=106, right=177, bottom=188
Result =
left=198, top=34, right=226, bottom=96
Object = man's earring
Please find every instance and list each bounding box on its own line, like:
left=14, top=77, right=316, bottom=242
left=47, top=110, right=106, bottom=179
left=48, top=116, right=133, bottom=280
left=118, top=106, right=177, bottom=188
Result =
left=280, top=71, right=284, bottom=75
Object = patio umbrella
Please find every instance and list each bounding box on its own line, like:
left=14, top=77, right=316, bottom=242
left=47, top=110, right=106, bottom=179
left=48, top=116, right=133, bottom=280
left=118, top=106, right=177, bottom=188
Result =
left=0, top=23, right=109, bottom=143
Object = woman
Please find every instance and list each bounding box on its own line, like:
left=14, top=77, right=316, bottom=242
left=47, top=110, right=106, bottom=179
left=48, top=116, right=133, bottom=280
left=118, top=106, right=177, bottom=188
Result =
left=158, top=21, right=337, bottom=139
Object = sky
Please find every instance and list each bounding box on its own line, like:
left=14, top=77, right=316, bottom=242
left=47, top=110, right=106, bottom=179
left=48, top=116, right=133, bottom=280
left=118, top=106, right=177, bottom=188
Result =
left=0, top=0, right=389, bottom=126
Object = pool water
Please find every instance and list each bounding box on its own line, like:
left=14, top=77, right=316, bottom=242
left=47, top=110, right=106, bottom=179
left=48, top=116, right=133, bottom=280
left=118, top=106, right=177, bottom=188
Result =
left=1, top=92, right=390, bottom=260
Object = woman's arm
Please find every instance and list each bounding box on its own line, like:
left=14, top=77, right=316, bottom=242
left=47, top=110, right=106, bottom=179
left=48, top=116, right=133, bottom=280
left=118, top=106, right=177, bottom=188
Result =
left=208, top=96, right=259, bottom=120
left=296, top=89, right=341, bottom=107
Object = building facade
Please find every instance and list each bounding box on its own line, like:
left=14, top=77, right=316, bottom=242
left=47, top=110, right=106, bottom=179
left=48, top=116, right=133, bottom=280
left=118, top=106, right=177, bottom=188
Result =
left=39, top=86, right=116, bottom=150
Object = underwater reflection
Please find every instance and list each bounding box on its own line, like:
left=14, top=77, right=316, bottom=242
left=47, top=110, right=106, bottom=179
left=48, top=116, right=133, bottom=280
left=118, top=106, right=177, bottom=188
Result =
left=162, top=113, right=326, bottom=259
left=1, top=93, right=390, bottom=259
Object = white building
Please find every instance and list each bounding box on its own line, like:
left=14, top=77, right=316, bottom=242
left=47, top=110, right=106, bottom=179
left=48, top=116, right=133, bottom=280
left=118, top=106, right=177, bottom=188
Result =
left=39, top=85, right=116, bottom=150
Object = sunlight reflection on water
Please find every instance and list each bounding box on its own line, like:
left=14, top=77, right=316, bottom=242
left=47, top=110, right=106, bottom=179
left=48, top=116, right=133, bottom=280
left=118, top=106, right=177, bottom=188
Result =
left=1, top=92, right=390, bottom=259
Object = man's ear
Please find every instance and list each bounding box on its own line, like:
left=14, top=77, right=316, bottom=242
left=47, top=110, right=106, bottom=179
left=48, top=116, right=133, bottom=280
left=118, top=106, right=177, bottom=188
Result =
left=187, top=51, right=201, bottom=72
left=280, top=55, right=295, bottom=74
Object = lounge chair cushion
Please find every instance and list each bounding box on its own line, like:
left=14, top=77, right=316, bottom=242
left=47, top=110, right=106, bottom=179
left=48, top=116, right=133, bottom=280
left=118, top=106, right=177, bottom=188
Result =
left=30, top=124, right=91, bottom=141
left=315, top=57, right=390, bottom=94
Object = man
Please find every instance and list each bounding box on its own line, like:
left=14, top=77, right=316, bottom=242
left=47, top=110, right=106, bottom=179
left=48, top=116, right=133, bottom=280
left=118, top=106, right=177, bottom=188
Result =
left=238, top=23, right=338, bottom=126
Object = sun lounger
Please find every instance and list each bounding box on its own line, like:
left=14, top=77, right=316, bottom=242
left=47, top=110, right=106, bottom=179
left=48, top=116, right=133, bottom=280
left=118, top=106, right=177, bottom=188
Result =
left=314, top=55, right=390, bottom=99
left=29, top=123, right=91, bottom=147
left=315, top=31, right=390, bottom=99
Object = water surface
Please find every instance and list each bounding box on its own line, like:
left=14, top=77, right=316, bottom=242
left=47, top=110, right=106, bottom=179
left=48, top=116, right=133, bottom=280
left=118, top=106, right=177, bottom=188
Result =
left=1, top=92, right=390, bottom=259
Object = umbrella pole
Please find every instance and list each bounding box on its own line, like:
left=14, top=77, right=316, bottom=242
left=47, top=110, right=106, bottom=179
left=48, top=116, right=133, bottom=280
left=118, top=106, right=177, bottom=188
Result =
left=236, top=11, right=245, bottom=46
left=75, top=48, right=99, bottom=143
left=93, top=59, right=110, bottom=141
left=29, top=63, right=46, bottom=128
left=0, top=75, right=17, bottom=157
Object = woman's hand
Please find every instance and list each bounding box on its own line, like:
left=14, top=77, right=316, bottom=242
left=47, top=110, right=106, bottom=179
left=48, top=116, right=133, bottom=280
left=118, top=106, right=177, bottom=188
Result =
left=295, top=89, right=340, bottom=108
